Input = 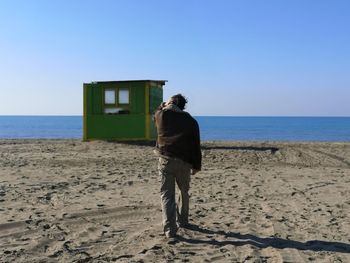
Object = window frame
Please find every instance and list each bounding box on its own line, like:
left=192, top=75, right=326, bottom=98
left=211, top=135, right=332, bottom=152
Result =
left=118, top=88, right=130, bottom=105
left=104, top=88, right=116, bottom=105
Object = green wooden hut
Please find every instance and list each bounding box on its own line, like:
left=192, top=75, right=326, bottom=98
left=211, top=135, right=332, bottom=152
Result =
left=83, top=80, right=166, bottom=141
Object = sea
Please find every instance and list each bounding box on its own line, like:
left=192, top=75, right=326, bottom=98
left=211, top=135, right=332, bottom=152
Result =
left=0, top=116, right=349, bottom=141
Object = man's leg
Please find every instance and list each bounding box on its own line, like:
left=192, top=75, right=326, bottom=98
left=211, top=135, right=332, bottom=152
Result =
left=175, top=161, right=191, bottom=227
left=158, top=157, right=177, bottom=237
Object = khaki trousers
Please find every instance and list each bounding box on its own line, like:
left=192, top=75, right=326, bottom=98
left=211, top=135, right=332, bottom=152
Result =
left=158, top=156, right=191, bottom=236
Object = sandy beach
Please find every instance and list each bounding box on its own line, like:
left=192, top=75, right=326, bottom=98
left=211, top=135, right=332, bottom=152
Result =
left=0, top=139, right=349, bottom=262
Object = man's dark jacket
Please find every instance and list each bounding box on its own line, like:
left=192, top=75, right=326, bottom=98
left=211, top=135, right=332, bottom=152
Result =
left=154, top=107, right=202, bottom=170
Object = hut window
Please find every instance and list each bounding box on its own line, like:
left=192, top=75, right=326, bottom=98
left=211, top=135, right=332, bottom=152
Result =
left=105, top=89, right=116, bottom=104
left=118, top=89, right=129, bottom=104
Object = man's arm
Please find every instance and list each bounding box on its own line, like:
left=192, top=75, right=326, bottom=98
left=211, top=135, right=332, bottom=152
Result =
left=192, top=120, right=202, bottom=172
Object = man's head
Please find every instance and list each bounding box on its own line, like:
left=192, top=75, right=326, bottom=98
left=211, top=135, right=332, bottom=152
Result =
left=167, top=94, right=188, bottom=110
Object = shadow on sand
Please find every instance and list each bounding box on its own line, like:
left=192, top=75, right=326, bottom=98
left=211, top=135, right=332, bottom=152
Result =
left=106, top=140, right=156, bottom=147
left=201, top=145, right=279, bottom=154
left=177, top=224, right=350, bottom=253
left=106, top=141, right=279, bottom=154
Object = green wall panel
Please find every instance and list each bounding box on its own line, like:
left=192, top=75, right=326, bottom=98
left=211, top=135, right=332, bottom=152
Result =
left=129, top=82, right=145, bottom=114
left=149, top=86, right=163, bottom=114
left=87, top=115, right=145, bottom=139
left=91, top=85, right=103, bottom=114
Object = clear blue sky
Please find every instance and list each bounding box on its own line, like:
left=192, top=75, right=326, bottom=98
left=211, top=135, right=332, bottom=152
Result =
left=1, top=0, right=349, bottom=116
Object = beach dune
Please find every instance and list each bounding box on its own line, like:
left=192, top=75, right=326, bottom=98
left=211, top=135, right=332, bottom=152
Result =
left=0, top=140, right=349, bottom=262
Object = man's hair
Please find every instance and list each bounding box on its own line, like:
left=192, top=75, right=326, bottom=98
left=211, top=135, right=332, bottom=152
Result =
left=170, top=94, right=188, bottom=110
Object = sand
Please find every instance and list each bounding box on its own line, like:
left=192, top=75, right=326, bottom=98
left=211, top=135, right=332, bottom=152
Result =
left=0, top=139, right=349, bottom=262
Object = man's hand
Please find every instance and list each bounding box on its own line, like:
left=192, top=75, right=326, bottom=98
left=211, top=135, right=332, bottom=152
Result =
left=160, top=99, right=174, bottom=109
left=158, top=102, right=167, bottom=110
left=191, top=169, right=200, bottom=175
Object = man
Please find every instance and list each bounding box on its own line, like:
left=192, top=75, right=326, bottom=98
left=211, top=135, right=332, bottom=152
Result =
left=154, top=94, right=202, bottom=238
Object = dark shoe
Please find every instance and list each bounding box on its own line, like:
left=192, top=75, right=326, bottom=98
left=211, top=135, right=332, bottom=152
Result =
left=177, top=221, right=189, bottom=228
left=178, top=223, right=197, bottom=230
